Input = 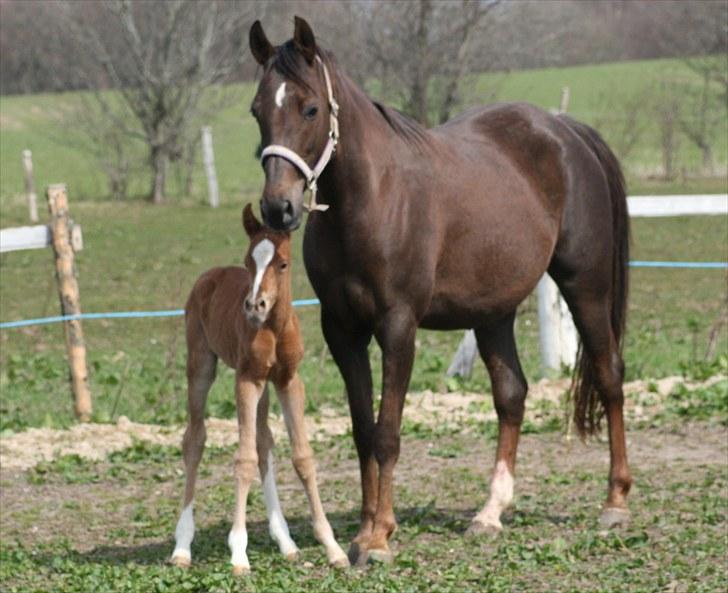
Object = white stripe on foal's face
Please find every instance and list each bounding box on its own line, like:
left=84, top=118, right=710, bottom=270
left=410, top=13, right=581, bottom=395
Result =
left=251, top=239, right=275, bottom=301
left=275, top=82, right=287, bottom=108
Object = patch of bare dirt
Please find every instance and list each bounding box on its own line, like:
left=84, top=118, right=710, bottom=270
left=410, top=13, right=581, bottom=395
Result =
left=0, top=375, right=723, bottom=471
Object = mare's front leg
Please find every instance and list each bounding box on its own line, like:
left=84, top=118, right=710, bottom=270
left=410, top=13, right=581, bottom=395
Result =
left=468, top=315, right=527, bottom=536
left=275, top=372, right=349, bottom=567
left=228, top=373, right=264, bottom=575
left=365, top=308, right=417, bottom=564
left=320, top=311, right=377, bottom=563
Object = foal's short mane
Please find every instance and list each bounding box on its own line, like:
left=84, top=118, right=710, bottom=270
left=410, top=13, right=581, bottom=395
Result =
left=270, top=41, right=432, bottom=152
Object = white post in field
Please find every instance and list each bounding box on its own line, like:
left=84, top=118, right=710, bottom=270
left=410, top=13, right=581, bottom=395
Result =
left=537, top=275, right=578, bottom=372
left=23, top=150, right=39, bottom=222
left=201, top=126, right=220, bottom=208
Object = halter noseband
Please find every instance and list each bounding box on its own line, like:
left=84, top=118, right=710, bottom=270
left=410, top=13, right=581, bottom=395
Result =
left=260, top=56, right=338, bottom=213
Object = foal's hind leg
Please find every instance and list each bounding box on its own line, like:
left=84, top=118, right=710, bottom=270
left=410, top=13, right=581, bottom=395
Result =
left=275, top=373, right=349, bottom=567
left=171, top=343, right=217, bottom=567
left=255, top=385, right=300, bottom=561
left=467, top=314, right=527, bottom=536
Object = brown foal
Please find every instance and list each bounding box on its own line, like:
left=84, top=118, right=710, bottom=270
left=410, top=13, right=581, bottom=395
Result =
left=170, top=204, right=348, bottom=574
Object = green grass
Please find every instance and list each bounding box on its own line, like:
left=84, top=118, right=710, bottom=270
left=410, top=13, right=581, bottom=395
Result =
left=0, top=197, right=725, bottom=430
left=1, top=58, right=726, bottom=206
left=1, top=414, right=726, bottom=592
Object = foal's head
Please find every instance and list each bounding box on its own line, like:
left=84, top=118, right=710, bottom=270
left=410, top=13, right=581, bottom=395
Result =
left=241, top=204, right=291, bottom=327
left=249, top=17, right=333, bottom=231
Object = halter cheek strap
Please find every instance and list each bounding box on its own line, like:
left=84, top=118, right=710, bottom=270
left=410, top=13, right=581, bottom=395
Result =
left=260, top=56, right=339, bottom=213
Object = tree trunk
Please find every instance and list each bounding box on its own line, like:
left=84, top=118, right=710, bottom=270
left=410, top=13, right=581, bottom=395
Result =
left=150, top=146, right=167, bottom=204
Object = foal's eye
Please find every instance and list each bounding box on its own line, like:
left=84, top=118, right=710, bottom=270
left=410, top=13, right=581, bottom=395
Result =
left=303, top=105, right=318, bottom=120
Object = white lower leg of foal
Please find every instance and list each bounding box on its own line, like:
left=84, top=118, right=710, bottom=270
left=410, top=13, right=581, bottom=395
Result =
left=228, top=526, right=249, bottom=572
left=474, top=460, right=514, bottom=530
left=263, top=451, right=299, bottom=558
left=171, top=502, right=195, bottom=563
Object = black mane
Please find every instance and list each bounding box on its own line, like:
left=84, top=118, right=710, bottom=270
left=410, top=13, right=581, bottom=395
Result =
left=372, top=101, right=431, bottom=151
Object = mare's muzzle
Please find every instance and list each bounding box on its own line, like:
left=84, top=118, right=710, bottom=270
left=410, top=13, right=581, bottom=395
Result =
left=261, top=197, right=300, bottom=231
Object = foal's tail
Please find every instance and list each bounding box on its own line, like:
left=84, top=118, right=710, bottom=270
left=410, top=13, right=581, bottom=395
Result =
left=561, top=116, right=630, bottom=436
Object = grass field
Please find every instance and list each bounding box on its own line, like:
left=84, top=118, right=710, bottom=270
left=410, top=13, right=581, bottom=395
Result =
left=0, top=198, right=725, bottom=430
left=1, top=380, right=726, bottom=593
left=1, top=57, right=726, bottom=206
left=1, top=56, right=727, bottom=593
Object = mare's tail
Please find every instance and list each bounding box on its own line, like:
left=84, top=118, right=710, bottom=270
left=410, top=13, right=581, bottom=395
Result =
left=561, top=116, right=630, bottom=436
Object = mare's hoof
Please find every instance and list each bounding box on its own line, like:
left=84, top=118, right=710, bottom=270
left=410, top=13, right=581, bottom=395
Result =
left=231, top=564, right=251, bottom=576
left=169, top=555, right=191, bottom=568
left=465, top=520, right=502, bottom=538
left=599, top=507, right=631, bottom=529
left=348, top=542, right=366, bottom=567
left=367, top=548, right=394, bottom=565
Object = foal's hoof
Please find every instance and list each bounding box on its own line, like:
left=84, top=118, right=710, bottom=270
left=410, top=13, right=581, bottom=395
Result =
left=367, top=548, right=394, bottom=565
left=465, top=519, right=502, bottom=538
left=599, top=507, right=631, bottom=529
left=169, top=554, right=191, bottom=568
left=231, top=564, right=251, bottom=576
left=330, top=554, right=351, bottom=569
left=285, top=550, right=301, bottom=563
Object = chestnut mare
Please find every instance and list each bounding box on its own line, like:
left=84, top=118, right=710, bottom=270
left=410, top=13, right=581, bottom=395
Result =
left=170, top=205, right=348, bottom=574
left=249, top=18, right=632, bottom=565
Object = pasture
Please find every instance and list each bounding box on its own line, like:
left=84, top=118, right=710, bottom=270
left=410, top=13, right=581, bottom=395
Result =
left=1, top=55, right=727, bottom=593
left=1, top=58, right=727, bottom=206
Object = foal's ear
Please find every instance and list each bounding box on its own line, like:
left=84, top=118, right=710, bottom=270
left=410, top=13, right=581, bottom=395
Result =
left=249, top=20, right=274, bottom=65
left=242, top=204, right=262, bottom=237
left=293, top=16, right=316, bottom=64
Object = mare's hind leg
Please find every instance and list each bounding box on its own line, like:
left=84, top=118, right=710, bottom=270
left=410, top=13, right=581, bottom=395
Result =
left=467, top=313, right=527, bottom=536
left=171, top=341, right=217, bottom=567
left=255, top=385, right=300, bottom=561
left=556, top=275, right=633, bottom=527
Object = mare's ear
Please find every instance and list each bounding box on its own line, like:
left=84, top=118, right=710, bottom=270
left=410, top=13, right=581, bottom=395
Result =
left=242, top=204, right=262, bottom=237
left=250, top=20, right=274, bottom=65
left=293, top=16, right=316, bottom=64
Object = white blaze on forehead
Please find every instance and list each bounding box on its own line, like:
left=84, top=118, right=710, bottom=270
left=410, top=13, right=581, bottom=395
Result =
left=274, top=82, right=287, bottom=108
left=251, top=238, right=275, bottom=300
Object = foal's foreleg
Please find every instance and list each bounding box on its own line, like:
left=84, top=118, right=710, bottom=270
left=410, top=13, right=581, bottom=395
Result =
left=255, top=386, right=299, bottom=560
left=171, top=347, right=216, bottom=567
left=228, top=375, right=264, bottom=575
left=469, top=316, right=527, bottom=536
left=276, top=373, right=349, bottom=567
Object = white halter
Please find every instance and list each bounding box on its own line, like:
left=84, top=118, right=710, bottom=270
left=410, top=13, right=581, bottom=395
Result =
left=260, top=56, right=338, bottom=213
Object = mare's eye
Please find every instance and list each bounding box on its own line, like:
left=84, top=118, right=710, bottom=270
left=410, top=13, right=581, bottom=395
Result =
left=279, top=261, right=289, bottom=271
left=303, top=105, right=318, bottom=120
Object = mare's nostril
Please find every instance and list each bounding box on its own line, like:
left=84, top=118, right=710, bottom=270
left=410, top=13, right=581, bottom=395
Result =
left=283, top=200, right=294, bottom=216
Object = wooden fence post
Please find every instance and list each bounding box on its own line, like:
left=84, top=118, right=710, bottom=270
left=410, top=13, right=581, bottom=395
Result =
left=23, top=150, right=39, bottom=223
left=201, top=126, right=220, bottom=208
left=47, top=184, right=92, bottom=422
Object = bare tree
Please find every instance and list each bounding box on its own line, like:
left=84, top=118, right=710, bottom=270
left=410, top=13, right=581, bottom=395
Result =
left=61, top=0, right=253, bottom=203
left=352, top=0, right=501, bottom=126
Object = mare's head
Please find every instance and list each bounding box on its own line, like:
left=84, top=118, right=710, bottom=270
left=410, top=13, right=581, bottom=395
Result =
left=241, top=204, right=291, bottom=327
left=249, top=17, right=333, bottom=231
